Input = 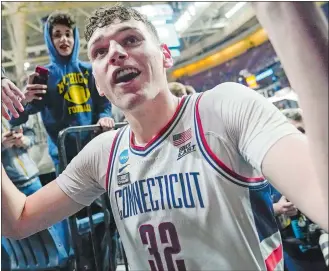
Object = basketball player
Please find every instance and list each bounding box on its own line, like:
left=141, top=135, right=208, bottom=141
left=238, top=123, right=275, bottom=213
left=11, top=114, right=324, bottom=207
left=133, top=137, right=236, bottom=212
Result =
left=2, top=5, right=328, bottom=271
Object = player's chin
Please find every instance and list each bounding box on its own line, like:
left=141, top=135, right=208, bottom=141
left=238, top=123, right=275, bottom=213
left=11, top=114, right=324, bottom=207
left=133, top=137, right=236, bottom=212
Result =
left=121, top=93, right=148, bottom=111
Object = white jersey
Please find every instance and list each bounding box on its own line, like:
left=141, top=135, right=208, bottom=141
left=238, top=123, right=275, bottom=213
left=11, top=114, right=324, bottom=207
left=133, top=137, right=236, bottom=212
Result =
left=57, top=83, right=301, bottom=271
left=108, top=94, right=282, bottom=271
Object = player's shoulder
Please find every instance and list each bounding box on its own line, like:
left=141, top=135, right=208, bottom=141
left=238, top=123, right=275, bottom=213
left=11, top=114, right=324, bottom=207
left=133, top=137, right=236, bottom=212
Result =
left=202, top=82, right=256, bottom=101
left=83, top=129, right=121, bottom=155
left=198, top=82, right=265, bottom=111
left=197, top=82, right=248, bottom=111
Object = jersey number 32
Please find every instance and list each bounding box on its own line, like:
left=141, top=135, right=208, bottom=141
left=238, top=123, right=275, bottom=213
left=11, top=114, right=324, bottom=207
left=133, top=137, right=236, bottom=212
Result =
left=139, top=222, right=187, bottom=271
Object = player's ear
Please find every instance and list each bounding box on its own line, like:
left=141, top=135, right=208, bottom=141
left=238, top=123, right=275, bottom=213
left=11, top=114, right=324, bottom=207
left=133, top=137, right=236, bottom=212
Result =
left=161, top=44, right=173, bottom=69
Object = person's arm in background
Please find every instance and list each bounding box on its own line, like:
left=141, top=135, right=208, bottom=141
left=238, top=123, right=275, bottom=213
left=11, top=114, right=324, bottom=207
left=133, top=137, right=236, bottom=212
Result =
left=2, top=131, right=16, bottom=151
left=1, top=67, right=25, bottom=120
left=90, top=73, right=115, bottom=130
left=96, top=96, right=115, bottom=130
left=273, top=196, right=298, bottom=217
left=13, top=124, right=36, bottom=150
left=9, top=71, right=48, bottom=127
left=252, top=2, right=328, bottom=206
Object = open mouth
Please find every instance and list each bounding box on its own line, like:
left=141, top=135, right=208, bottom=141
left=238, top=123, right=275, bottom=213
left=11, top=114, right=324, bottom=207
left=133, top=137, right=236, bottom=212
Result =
left=59, top=44, right=69, bottom=50
left=114, top=67, right=141, bottom=84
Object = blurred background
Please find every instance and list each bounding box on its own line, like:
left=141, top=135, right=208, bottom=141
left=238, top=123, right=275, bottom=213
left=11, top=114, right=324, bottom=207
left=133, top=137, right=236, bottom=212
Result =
left=1, top=2, right=328, bottom=271
left=2, top=2, right=328, bottom=101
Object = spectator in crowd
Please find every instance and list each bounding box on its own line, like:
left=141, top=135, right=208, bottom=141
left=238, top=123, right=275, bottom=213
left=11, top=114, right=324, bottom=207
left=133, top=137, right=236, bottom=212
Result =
left=168, top=82, right=187, bottom=97
left=185, top=85, right=196, bottom=95
left=2, top=117, right=42, bottom=196
left=10, top=11, right=114, bottom=174
left=1, top=67, right=25, bottom=120
left=25, top=113, right=57, bottom=184
left=271, top=186, right=328, bottom=270
left=270, top=181, right=327, bottom=271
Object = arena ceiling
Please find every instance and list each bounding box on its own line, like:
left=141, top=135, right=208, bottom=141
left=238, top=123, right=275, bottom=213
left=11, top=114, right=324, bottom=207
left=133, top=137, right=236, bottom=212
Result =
left=1, top=1, right=259, bottom=85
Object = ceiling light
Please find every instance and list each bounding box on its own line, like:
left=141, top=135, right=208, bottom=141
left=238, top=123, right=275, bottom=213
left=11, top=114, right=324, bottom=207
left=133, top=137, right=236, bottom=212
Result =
left=152, top=20, right=167, bottom=26
left=24, top=62, right=30, bottom=70
left=188, top=5, right=196, bottom=16
left=225, top=2, right=246, bottom=19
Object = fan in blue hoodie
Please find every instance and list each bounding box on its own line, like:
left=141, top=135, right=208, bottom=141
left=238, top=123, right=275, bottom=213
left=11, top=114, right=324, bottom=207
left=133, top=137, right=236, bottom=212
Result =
left=11, top=11, right=114, bottom=173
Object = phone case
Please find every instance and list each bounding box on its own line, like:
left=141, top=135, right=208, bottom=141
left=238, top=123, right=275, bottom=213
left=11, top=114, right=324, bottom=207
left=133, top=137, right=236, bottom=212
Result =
left=33, top=66, right=49, bottom=97
left=33, top=66, right=49, bottom=85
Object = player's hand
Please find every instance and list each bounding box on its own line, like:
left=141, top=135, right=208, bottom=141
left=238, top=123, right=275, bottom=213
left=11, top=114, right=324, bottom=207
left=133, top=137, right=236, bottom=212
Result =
left=97, top=117, right=115, bottom=131
left=23, top=72, right=47, bottom=103
left=273, top=196, right=298, bottom=216
left=1, top=78, right=25, bottom=120
left=2, top=131, right=16, bottom=149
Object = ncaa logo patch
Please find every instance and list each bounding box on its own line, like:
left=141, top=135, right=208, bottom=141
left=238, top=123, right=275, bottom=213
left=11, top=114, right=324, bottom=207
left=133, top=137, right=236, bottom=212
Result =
left=119, top=149, right=129, bottom=164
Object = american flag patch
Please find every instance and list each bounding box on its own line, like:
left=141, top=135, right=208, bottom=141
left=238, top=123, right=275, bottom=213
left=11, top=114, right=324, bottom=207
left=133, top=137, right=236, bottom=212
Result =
left=173, top=128, right=192, bottom=146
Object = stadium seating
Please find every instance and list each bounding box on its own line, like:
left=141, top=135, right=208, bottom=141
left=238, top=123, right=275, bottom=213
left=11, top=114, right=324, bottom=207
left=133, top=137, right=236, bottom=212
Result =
left=179, top=41, right=278, bottom=92
left=1, top=212, right=105, bottom=271
left=1, top=220, right=72, bottom=270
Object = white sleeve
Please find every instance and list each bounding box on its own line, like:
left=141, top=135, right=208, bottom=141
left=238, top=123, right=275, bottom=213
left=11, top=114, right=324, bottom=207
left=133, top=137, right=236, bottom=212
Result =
left=202, top=82, right=302, bottom=173
left=55, top=131, right=116, bottom=206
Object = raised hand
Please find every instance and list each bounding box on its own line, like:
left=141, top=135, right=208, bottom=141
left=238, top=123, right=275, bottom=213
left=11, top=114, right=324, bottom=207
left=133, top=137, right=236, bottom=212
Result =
left=1, top=78, right=25, bottom=120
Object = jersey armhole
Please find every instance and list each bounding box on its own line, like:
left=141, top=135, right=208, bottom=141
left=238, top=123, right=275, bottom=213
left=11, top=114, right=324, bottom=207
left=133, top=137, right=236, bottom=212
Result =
left=105, top=126, right=127, bottom=191
left=193, top=93, right=267, bottom=189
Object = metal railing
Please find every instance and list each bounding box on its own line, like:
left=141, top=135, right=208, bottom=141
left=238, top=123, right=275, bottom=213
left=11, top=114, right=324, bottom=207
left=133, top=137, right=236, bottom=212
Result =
left=57, top=123, right=128, bottom=271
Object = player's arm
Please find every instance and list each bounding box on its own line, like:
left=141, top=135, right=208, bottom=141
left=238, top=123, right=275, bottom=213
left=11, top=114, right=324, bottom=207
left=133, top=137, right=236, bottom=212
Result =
left=252, top=2, right=328, bottom=202
left=2, top=168, right=84, bottom=239
left=2, top=132, right=111, bottom=239
left=206, top=83, right=328, bottom=231
left=261, top=134, right=327, bottom=227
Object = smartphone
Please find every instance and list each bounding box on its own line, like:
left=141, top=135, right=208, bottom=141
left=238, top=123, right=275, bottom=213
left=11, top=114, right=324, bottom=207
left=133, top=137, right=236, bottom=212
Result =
left=33, top=66, right=49, bottom=97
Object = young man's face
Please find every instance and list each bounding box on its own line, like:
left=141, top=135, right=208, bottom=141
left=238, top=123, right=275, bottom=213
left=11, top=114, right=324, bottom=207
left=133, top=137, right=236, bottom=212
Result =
left=88, top=18, right=173, bottom=111
left=52, top=24, right=74, bottom=57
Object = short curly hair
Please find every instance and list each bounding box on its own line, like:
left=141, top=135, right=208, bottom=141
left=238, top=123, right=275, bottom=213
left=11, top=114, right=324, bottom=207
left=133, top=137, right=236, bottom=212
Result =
left=47, top=11, right=76, bottom=34
left=84, top=4, right=160, bottom=42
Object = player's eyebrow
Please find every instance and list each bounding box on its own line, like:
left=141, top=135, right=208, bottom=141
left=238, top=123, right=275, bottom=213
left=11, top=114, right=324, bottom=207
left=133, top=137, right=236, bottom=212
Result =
left=89, top=26, right=139, bottom=48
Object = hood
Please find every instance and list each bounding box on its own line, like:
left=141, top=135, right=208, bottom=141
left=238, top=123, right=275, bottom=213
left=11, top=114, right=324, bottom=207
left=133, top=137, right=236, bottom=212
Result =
left=44, top=20, right=80, bottom=65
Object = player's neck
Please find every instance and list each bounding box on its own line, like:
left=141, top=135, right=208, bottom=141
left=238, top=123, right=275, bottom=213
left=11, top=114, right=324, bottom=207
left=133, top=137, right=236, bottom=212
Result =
left=125, top=91, right=180, bottom=145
